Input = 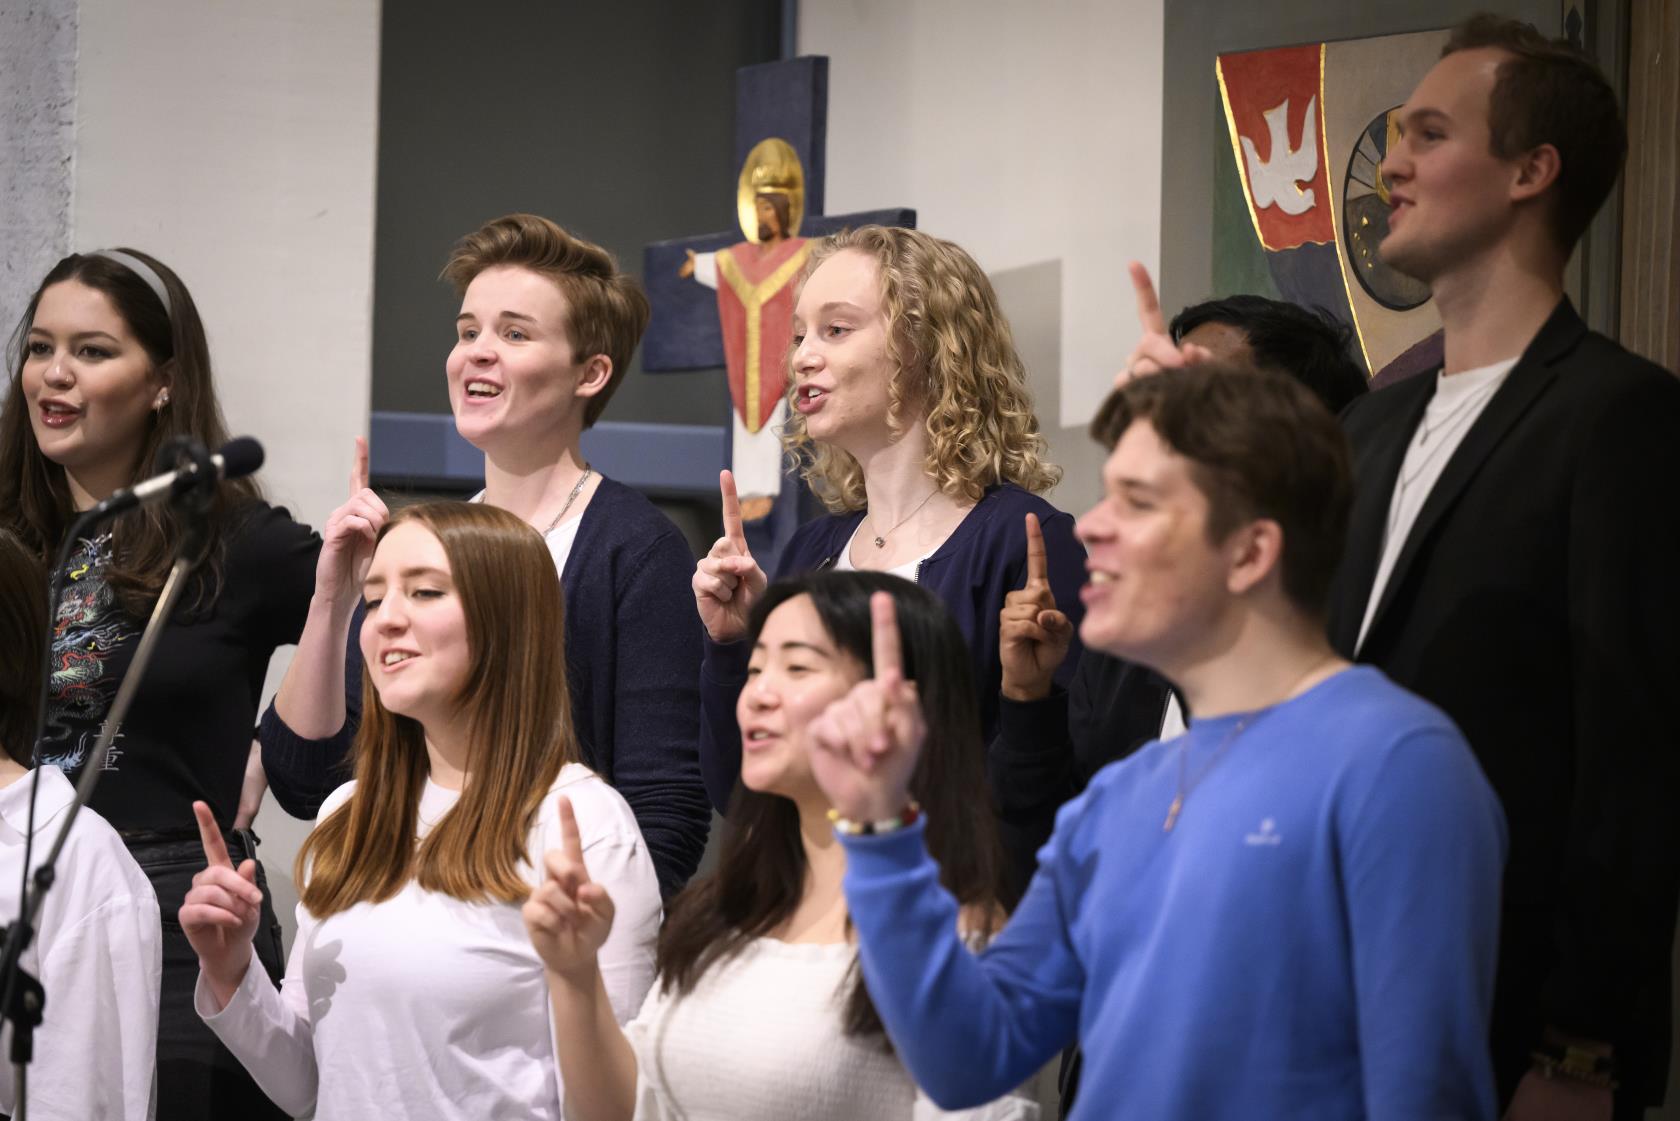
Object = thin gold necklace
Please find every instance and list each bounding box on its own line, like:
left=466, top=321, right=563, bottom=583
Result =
left=1163, top=715, right=1252, bottom=832
left=869, top=488, right=939, bottom=548
left=1162, top=658, right=1337, bottom=833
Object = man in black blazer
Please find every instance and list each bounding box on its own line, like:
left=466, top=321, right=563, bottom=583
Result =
left=1327, top=17, right=1680, bottom=1120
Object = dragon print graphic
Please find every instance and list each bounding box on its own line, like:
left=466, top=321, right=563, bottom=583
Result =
left=40, top=535, right=133, bottom=773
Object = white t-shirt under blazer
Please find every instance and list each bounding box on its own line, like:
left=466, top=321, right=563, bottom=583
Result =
left=198, top=763, right=662, bottom=1120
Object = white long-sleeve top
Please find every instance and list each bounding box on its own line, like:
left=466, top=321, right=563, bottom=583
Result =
left=0, top=766, right=161, bottom=1121
left=198, top=764, right=661, bottom=1120
left=622, top=937, right=1038, bottom=1121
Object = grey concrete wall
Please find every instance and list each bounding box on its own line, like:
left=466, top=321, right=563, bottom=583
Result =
left=0, top=0, right=77, bottom=333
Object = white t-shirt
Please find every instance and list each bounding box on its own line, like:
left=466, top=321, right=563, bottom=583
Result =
left=1356, top=358, right=1518, bottom=653
left=468, top=489, right=583, bottom=575
left=199, top=764, right=661, bottom=1120
left=622, top=936, right=1036, bottom=1120
left=0, top=766, right=160, bottom=1121
left=1159, top=693, right=1187, bottom=741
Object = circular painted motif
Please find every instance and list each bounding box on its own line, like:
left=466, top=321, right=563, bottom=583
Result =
left=1342, top=107, right=1431, bottom=312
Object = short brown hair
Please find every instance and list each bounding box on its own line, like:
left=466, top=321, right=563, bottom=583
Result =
left=1090, top=364, right=1353, bottom=618
left=440, top=214, right=650, bottom=428
left=1443, top=14, right=1625, bottom=252
left=0, top=531, right=46, bottom=766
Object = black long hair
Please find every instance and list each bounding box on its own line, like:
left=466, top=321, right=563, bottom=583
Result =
left=0, top=531, right=46, bottom=765
left=0, top=250, right=258, bottom=616
left=657, top=570, right=1004, bottom=1040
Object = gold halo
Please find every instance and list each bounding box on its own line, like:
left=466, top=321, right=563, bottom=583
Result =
left=736, top=138, right=806, bottom=243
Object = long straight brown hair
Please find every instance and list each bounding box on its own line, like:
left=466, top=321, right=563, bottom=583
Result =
left=297, top=502, right=580, bottom=915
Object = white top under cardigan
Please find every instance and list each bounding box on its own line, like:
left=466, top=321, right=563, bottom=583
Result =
left=621, top=936, right=1038, bottom=1121
left=468, top=488, right=583, bottom=575
left=0, top=766, right=161, bottom=1121
left=198, top=764, right=661, bottom=1120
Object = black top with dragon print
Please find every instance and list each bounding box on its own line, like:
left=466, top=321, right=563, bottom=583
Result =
left=42, top=501, right=320, bottom=833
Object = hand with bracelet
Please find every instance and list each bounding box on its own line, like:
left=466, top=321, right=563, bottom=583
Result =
left=1503, top=1028, right=1614, bottom=1121
left=807, top=590, right=925, bottom=829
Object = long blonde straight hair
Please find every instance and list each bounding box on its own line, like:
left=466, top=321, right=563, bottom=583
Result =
left=297, top=502, right=579, bottom=916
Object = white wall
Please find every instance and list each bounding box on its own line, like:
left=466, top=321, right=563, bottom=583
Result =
left=74, top=0, right=382, bottom=931
left=800, top=0, right=1165, bottom=513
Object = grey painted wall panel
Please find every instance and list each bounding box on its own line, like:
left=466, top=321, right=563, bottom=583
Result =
left=370, top=0, right=782, bottom=428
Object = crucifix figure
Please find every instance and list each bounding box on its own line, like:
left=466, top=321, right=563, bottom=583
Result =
left=677, top=139, right=812, bottom=522
left=642, top=56, right=915, bottom=568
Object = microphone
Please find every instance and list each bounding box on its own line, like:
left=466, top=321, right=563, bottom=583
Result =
left=88, top=436, right=265, bottom=519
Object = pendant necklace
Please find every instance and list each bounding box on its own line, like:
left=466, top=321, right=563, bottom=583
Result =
left=541, top=466, right=593, bottom=536
left=1163, top=715, right=1252, bottom=832
left=1414, top=376, right=1501, bottom=448
left=870, top=488, right=939, bottom=548
left=1161, top=659, right=1336, bottom=833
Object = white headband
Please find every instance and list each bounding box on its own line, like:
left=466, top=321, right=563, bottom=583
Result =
left=88, top=249, right=174, bottom=322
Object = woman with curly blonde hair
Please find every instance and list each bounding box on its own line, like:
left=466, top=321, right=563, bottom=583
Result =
left=691, top=225, right=1087, bottom=895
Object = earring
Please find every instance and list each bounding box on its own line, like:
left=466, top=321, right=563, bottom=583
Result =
left=154, top=388, right=170, bottom=410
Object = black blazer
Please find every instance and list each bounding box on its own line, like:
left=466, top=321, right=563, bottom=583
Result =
left=1328, top=298, right=1680, bottom=1102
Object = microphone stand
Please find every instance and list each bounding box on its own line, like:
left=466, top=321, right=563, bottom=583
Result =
left=0, top=438, right=215, bottom=1120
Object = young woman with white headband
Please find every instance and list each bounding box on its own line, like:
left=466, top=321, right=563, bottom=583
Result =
left=0, top=248, right=322, bottom=1119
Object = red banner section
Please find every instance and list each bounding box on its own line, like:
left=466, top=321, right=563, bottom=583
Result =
left=1217, top=44, right=1334, bottom=250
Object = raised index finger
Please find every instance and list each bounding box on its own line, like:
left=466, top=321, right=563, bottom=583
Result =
left=351, top=436, right=369, bottom=494
left=557, top=795, right=589, bottom=878
left=193, top=800, right=232, bottom=869
left=1023, top=512, right=1048, bottom=588
left=870, top=591, right=903, bottom=683
left=719, top=469, right=746, bottom=548
left=1128, top=261, right=1168, bottom=337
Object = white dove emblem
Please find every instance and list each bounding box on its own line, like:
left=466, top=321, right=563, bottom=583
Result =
left=1241, top=96, right=1319, bottom=216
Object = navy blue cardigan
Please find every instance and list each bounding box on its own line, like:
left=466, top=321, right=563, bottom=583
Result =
left=259, top=477, right=712, bottom=899
left=698, top=484, right=1088, bottom=851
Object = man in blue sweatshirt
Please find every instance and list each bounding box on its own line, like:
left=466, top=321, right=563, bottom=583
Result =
left=807, top=364, right=1508, bottom=1121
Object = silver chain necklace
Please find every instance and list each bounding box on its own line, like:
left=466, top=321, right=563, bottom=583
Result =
left=541, top=466, right=593, bottom=536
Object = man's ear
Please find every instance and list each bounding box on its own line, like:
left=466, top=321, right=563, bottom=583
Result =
left=1226, top=518, right=1285, bottom=599
left=1510, top=143, right=1562, bottom=203
left=574, top=354, right=613, bottom=400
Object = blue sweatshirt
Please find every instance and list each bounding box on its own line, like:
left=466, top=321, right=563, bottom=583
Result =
left=841, top=666, right=1507, bottom=1121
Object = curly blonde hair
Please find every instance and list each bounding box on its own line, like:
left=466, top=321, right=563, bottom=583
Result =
left=783, top=226, right=1060, bottom=512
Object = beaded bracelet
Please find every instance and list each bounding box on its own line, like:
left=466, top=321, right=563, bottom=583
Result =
left=828, top=802, right=921, bottom=836
left=1530, top=1047, right=1619, bottom=1091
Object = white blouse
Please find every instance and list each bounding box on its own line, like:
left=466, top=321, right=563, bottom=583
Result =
left=622, top=936, right=1038, bottom=1121
left=0, top=766, right=160, bottom=1121
left=199, top=764, right=661, bottom=1120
